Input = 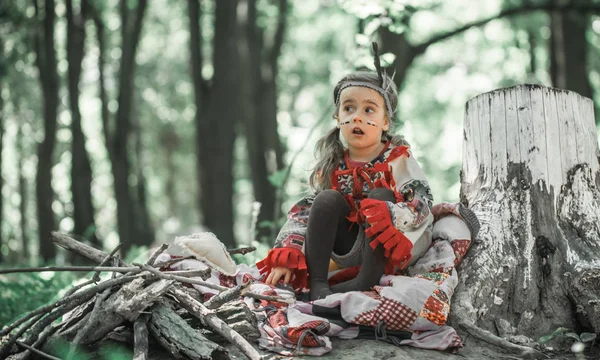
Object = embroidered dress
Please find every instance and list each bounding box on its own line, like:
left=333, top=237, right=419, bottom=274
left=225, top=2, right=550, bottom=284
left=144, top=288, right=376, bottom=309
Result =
left=257, top=142, right=434, bottom=290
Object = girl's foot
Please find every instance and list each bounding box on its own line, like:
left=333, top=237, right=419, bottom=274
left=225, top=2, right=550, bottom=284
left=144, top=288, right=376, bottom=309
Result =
left=310, top=281, right=332, bottom=301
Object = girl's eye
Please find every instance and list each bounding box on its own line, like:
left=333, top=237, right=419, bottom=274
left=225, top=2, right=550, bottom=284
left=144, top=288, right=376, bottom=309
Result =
left=366, top=107, right=375, bottom=113
left=344, top=106, right=354, bottom=112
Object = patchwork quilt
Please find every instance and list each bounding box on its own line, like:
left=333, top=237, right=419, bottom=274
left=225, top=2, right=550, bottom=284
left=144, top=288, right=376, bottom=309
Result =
left=155, top=202, right=471, bottom=356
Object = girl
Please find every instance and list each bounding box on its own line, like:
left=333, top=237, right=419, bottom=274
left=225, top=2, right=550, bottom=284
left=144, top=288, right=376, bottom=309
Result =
left=257, top=45, right=437, bottom=301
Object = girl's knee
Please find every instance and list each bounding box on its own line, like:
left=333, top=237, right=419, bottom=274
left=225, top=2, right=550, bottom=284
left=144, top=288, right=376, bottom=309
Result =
left=313, top=189, right=348, bottom=211
left=368, top=188, right=395, bottom=202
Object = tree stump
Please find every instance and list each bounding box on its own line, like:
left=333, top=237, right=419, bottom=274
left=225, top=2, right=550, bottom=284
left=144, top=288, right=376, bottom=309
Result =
left=454, top=84, right=600, bottom=343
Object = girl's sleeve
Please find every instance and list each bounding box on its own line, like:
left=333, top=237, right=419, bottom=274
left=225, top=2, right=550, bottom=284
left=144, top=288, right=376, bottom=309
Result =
left=255, top=195, right=314, bottom=289
left=360, top=149, right=434, bottom=268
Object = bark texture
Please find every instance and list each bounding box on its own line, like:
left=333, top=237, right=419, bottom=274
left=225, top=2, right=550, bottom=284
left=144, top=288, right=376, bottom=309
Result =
left=455, top=84, right=600, bottom=341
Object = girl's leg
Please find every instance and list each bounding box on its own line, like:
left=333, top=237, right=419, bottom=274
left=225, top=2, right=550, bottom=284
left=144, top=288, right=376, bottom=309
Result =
left=331, top=188, right=395, bottom=294
left=305, top=189, right=356, bottom=300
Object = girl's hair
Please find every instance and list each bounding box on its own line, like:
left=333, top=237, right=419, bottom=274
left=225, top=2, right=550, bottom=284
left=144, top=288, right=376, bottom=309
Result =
left=309, top=71, right=408, bottom=192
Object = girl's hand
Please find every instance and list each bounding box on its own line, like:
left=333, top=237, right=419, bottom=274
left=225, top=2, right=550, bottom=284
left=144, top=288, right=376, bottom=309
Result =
left=265, top=266, right=292, bottom=285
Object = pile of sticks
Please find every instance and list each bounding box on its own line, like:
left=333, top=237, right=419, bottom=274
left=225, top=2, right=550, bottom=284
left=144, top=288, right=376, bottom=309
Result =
left=0, top=232, right=287, bottom=360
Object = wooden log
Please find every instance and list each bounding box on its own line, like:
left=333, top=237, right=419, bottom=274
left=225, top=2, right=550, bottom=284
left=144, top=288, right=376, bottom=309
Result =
left=171, top=288, right=263, bottom=360
left=51, top=232, right=128, bottom=266
left=182, top=300, right=260, bottom=343
left=133, top=314, right=150, bottom=360
left=454, top=85, right=600, bottom=347
left=147, top=302, right=227, bottom=360
left=58, top=278, right=173, bottom=344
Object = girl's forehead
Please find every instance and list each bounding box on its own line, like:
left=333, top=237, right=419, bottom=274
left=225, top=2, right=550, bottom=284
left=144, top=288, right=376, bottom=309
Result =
left=339, top=86, right=384, bottom=103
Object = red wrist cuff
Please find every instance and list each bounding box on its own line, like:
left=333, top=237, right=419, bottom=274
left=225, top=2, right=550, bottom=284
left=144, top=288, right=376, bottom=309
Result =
left=256, top=247, right=308, bottom=290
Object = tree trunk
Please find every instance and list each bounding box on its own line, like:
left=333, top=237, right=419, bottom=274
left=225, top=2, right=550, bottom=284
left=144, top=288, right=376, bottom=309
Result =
left=239, top=0, right=286, bottom=242
left=0, top=36, right=4, bottom=264
left=66, top=0, right=100, bottom=255
left=188, top=0, right=208, bottom=228
left=455, top=84, right=600, bottom=341
left=192, top=0, right=239, bottom=248
left=113, top=0, right=148, bottom=253
left=132, top=112, right=154, bottom=246
left=17, top=121, right=30, bottom=262
left=34, top=0, right=59, bottom=262
left=550, top=11, right=593, bottom=99
left=378, top=27, right=418, bottom=92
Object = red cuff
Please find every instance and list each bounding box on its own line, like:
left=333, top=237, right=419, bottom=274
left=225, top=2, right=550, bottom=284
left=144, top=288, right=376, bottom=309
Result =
left=360, top=198, right=413, bottom=269
left=256, top=247, right=308, bottom=290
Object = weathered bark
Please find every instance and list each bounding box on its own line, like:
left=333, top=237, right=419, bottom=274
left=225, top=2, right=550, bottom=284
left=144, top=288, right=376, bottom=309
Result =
left=66, top=0, right=100, bottom=255
left=112, top=0, right=149, bottom=253
left=190, top=0, right=239, bottom=247
left=133, top=314, right=149, bottom=360
left=454, top=85, right=600, bottom=344
left=58, top=278, right=174, bottom=344
left=0, top=34, right=4, bottom=264
left=33, top=0, right=59, bottom=262
left=148, top=301, right=228, bottom=360
left=550, top=11, right=592, bottom=99
left=239, top=0, right=287, bottom=242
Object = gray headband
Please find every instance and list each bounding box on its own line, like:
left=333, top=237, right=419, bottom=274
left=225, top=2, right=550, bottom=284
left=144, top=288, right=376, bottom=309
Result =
left=335, top=81, right=394, bottom=119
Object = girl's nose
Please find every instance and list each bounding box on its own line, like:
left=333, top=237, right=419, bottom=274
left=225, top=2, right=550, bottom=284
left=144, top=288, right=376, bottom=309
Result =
left=352, top=115, right=363, bottom=123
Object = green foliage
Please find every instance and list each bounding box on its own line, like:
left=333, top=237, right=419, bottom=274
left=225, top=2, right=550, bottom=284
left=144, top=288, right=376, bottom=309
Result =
left=538, top=327, right=598, bottom=346
left=0, top=270, right=78, bottom=326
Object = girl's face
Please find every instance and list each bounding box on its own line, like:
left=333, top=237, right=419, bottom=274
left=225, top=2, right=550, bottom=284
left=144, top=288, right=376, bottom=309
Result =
left=337, top=86, right=389, bottom=153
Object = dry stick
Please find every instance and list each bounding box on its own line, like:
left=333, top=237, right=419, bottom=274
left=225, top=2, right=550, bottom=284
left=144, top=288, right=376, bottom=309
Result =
left=0, top=292, right=95, bottom=359
left=171, top=288, right=263, bottom=360
left=134, top=263, right=228, bottom=292
left=20, top=323, right=62, bottom=360
left=63, top=243, right=123, bottom=298
left=133, top=314, right=150, bottom=360
left=15, top=341, right=61, bottom=360
left=66, top=287, right=113, bottom=359
left=0, top=313, right=44, bottom=357
left=138, top=263, right=294, bottom=304
left=145, top=244, right=169, bottom=266
left=51, top=231, right=128, bottom=266
left=204, top=281, right=252, bottom=310
left=1, top=274, right=140, bottom=338
left=152, top=255, right=196, bottom=269
left=227, top=246, right=256, bottom=255
left=0, top=266, right=210, bottom=277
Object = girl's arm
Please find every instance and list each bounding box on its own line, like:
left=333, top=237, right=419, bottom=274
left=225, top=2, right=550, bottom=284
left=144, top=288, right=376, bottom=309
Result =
left=255, top=195, right=314, bottom=290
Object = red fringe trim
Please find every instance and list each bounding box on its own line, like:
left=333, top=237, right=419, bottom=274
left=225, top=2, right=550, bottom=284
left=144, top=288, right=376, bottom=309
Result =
left=361, top=198, right=413, bottom=269
left=256, top=247, right=308, bottom=290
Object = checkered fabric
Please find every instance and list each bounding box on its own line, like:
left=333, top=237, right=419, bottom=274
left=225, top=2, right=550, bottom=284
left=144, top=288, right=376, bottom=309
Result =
left=353, top=298, right=418, bottom=330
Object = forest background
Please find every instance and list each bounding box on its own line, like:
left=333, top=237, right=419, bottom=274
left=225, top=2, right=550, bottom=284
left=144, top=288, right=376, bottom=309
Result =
left=1, top=0, right=600, bottom=327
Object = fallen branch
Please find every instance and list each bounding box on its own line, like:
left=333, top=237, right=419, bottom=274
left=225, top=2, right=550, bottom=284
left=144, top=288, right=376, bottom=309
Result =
left=15, top=340, right=61, bottom=360
left=134, top=263, right=228, bottom=292
left=51, top=232, right=127, bottom=266
left=146, top=244, right=169, bottom=266
left=228, top=246, right=256, bottom=255
left=133, top=314, right=149, bottom=360
left=457, top=322, right=546, bottom=359
left=1, top=274, right=140, bottom=339
left=0, top=266, right=210, bottom=278
left=204, top=281, right=252, bottom=310
left=148, top=301, right=227, bottom=359
left=63, top=243, right=123, bottom=298
left=171, top=288, right=263, bottom=360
